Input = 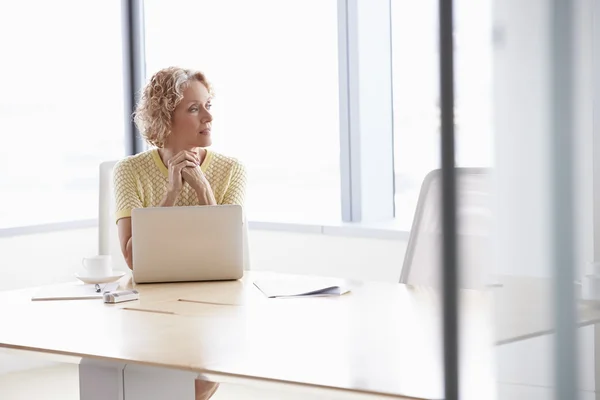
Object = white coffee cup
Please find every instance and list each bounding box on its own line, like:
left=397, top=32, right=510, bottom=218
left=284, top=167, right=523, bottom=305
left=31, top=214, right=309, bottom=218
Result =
left=82, top=255, right=112, bottom=277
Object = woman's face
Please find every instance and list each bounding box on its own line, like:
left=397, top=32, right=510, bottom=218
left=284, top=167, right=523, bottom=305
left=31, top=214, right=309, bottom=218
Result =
left=169, top=80, right=213, bottom=148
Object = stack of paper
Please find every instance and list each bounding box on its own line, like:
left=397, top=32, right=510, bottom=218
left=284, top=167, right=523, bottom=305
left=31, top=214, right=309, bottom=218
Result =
left=253, top=277, right=350, bottom=298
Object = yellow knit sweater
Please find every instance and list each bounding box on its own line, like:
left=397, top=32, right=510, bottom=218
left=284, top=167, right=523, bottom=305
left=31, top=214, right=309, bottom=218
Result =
left=113, top=148, right=246, bottom=222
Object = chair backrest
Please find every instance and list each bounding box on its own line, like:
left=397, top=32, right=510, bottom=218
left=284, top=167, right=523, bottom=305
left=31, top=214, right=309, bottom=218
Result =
left=399, top=168, right=492, bottom=289
left=98, top=160, right=251, bottom=272
left=99, top=161, right=129, bottom=271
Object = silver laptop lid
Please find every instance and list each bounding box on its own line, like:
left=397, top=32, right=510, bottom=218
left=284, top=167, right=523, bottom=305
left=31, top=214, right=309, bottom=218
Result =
left=131, top=205, right=243, bottom=283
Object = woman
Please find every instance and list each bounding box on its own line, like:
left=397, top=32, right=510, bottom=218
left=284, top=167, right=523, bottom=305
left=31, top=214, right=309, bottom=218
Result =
left=113, top=66, right=246, bottom=400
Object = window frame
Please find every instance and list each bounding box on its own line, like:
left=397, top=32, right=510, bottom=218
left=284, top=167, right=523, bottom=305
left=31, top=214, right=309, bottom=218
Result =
left=122, top=0, right=147, bottom=156
left=338, top=0, right=396, bottom=223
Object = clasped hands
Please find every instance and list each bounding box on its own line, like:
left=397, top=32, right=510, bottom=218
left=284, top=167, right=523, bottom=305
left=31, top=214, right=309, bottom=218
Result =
left=166, top=150, right=211, bottom=197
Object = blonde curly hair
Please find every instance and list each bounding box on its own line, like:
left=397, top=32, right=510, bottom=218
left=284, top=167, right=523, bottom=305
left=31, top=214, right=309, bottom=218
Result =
left=133, top=67, right=213, bottom=148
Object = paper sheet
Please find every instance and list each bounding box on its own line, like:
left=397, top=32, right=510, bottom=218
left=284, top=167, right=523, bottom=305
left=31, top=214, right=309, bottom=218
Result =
left=32, top=282, right=120, bottom=301
left=254, top=277, right=350, bottom=298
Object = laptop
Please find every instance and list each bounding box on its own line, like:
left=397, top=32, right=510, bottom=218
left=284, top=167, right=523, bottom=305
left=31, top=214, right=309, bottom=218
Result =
left=131, top=205, right=244, bottom=283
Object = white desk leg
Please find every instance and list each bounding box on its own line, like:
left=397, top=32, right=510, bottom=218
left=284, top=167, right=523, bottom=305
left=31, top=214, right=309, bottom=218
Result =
left=123, top=364, right=197, bottom=399
left=79, top=360, right=199, bottom=400
left=79, top=360, right=125, bottom=400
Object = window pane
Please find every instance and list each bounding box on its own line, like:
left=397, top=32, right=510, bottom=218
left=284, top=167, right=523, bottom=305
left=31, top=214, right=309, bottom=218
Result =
left=391, top=0, right=493, bottom=228
left=143, top=0, right=340, bottom=223
left=0, top=1, right=126, bottom=228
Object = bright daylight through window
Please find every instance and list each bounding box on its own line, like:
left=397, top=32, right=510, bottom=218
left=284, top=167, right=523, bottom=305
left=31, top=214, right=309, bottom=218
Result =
left=391, top=0, right=493, bottom=228
left=0, top=1, right=126, bottom=229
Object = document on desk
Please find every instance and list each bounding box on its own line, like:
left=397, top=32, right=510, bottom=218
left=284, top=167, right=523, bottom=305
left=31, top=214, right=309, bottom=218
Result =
left=31, top=282, right=120, bottom=301
left=254, top=277, right=350, bottom=298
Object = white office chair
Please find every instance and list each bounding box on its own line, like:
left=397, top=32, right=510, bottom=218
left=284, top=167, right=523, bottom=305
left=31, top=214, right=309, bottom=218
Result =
left=399, top=168, right=493, bottom=289
left=98, top=160, right=251, bottom=272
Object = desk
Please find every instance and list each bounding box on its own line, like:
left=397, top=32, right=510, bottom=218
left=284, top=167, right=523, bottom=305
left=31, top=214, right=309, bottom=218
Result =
left=0, top=272, right=598, bottom=400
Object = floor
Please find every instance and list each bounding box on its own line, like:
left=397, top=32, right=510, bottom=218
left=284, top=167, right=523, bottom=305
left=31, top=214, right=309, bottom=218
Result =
left=2, top=363, right=597, bottom=400
left=0, top=363, right=323, bottom=400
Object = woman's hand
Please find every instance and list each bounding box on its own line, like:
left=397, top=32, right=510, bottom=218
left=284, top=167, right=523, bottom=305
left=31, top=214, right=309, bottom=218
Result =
left=181, top=165, right=208, bottom=193
left=182, top=166, right=217, bottom=205
left=159, top=150, right=200, bottom=207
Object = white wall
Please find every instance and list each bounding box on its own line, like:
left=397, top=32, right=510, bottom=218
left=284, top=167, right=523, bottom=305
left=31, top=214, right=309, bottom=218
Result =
left=0, top=229, right=97, bottom=292
left=249, top=230, right=406, bottom=282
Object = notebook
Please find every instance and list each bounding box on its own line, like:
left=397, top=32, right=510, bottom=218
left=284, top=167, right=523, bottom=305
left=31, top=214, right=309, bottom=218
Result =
left=32, top=282, right=120, bottom=301
left=253, top=277, right=350, bottom=298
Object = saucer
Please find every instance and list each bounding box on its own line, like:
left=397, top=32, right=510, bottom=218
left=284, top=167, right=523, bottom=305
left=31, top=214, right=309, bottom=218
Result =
left=75, top=271, right=126, bottom=284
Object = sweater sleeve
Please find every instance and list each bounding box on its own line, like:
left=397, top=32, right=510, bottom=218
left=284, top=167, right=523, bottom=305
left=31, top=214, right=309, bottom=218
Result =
left=113, top=160, right=143, bottom=222
left=221, top=161, right=247, bottom=207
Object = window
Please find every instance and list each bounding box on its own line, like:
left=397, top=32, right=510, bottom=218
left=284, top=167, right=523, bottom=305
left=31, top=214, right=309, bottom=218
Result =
left=0, top=1, right=126, bottom=228
left=391, top=0, right=493, bottom=229
left=143, top=0, right=341, bottom=223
